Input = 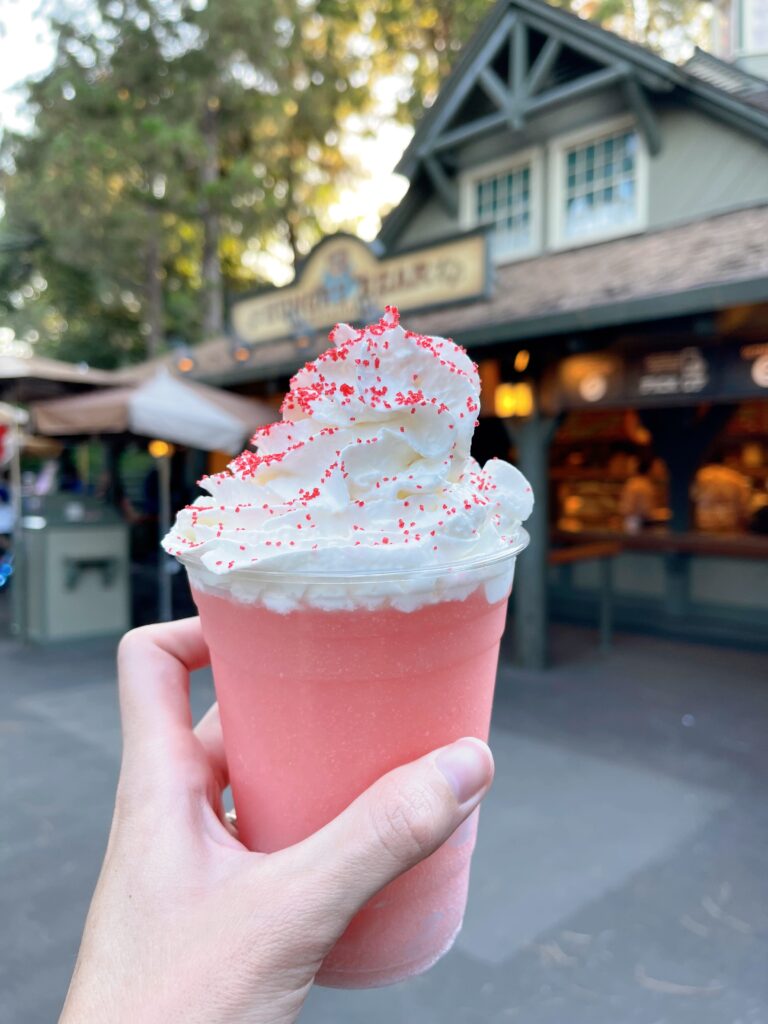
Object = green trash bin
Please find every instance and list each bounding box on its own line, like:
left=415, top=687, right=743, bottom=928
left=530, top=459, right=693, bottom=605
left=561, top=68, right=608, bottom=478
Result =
left=20, top=495, right=130, bottom=643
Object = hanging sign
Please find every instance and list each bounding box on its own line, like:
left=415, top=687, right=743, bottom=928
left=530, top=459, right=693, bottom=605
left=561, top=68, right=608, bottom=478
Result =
left=555, top=343, right=768, bottom=410
left=231, top=232, right=490, bottom=345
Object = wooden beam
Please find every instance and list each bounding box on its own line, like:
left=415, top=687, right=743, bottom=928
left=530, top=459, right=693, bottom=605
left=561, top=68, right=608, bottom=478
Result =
left=512, top=18, right=528, bottom=100
left=424, top=156, right=458, bottom=216
left=525, top=36, right=561, bottom=97
left=506, top=409, right=560, bottom=670
left=623, top=77, right=662, bottom=156
left=521, top=10, right=673, bottom=93
left=525, top=64, right=628, bottom=116
left=428, top=64, right=630, bottom=158
left=508, top=106, right=526, bottom=134
left=418, top=11, right=518, bottom=153
left=427, top=110, right=509, bottom=156
left=479, top=66, right=512, bottom=112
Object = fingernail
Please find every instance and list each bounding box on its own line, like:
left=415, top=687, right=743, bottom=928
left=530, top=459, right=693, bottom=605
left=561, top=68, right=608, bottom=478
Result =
left=436, top=738, right=493, bottom=805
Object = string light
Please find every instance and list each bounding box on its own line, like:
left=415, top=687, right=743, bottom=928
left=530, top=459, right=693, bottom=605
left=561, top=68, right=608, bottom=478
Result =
left=149, top=439, right=175, bottom=458
left=494, top=382, right=533, bottom=418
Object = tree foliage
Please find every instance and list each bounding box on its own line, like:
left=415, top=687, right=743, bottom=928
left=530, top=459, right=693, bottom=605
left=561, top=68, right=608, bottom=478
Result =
left=1, top=0, right=375, bottom=362
left=0, top=0, right=707, bottom=367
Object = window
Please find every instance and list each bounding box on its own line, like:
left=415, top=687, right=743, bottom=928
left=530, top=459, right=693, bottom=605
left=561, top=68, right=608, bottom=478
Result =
left=460, top=150, right=541, bottom=263
left=549, top=118, right=648, bottom=249
left=476, top=164, right=531, bottom=256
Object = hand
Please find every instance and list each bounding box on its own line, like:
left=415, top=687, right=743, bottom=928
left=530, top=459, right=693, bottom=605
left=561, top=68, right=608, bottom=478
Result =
left=60, top=618, right=494, bottom=1024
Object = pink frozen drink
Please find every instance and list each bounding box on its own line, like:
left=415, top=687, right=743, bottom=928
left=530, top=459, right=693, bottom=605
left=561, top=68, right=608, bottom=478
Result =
left=164, top=306, right=532, bottom=987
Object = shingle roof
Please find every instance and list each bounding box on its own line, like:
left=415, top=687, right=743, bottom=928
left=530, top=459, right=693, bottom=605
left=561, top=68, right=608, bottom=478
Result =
left=684, top=48, right=768, bottom=111
left=402, top=205, right=768, bottom=345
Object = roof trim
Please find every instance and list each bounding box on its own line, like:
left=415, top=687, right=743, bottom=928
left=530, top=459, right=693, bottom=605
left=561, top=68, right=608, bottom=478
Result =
left=686, top=46, right=768, bottom=96
left=447, top=275, right=768, bottom=349
left=394, top=0, right=768, bottom=183
left=195, top=277, right=768, bottom=387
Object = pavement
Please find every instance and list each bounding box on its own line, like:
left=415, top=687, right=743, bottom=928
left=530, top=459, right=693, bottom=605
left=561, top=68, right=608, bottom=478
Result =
left=1, top=617, right=767, bottom=1024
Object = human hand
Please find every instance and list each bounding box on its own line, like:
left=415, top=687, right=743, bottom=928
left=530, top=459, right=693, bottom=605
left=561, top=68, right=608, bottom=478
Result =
left=60, top=618, right=494, bottom=1024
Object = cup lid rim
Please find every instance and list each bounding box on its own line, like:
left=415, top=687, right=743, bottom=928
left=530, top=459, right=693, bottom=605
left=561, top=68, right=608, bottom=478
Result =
left=179, top=528, right=530, bottom=585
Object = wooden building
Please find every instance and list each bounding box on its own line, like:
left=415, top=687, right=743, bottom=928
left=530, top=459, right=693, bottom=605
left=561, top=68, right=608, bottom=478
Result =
left=166, top=0, right=768, bottom=662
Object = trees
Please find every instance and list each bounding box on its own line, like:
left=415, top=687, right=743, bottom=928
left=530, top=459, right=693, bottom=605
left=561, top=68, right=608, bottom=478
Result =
left=1, top=0, right=375, bottom=363
left=1, top=0, right=709, bottom=367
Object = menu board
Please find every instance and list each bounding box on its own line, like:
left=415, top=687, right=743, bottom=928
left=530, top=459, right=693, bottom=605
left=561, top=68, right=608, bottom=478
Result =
left=554, top=343, right=768, bottom=410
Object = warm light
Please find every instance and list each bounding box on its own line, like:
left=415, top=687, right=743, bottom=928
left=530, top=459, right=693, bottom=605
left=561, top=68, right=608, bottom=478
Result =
left=148, top=439, right=175, bottom=459
left=177, top=356, right=195, bottom=374
left=494, top=382, right=533, bottom=418
left=514, top=349, right=530, bottom=373
left=743, top=442, right=763, bottom=469
left=233, top=345, right=251, bottom=363
left=296, top=334, right=312, bottom=350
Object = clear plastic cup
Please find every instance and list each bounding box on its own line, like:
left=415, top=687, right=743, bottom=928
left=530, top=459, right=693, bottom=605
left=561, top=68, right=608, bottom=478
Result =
left=186, top=534, right=528, bottom=988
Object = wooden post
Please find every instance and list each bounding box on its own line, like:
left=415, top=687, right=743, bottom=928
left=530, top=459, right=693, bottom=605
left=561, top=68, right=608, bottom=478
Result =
left=506, top=406, right=557, bottom=670
left=640, top=405, right=736, bottom=617
left=598, top=555, right=613, bottom=651
left=9, top=417, right=26, bottom=640
left=157, top=454, right=173, bottom=623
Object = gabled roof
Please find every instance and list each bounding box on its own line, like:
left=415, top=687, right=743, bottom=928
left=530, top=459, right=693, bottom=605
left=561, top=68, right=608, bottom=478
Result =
left=393, top=0, right=768, bottom=186
left=685, top=47, right=768, bottom=111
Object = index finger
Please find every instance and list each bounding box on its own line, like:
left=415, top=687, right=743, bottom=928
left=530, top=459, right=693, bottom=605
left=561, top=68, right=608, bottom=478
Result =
left=117, top=617, right=210, bottom=757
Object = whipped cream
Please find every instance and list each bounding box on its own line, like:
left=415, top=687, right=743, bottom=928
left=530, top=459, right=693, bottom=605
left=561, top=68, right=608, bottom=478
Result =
left=164, top=306, right=533, bottom=611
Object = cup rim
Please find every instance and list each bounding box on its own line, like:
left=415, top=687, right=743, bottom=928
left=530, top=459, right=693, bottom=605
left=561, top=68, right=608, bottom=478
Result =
left=180, top=528, right=529, bottom=586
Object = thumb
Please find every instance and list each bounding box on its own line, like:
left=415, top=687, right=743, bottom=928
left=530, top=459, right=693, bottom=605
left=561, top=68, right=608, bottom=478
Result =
left=284, top=737, right=494, bottom=931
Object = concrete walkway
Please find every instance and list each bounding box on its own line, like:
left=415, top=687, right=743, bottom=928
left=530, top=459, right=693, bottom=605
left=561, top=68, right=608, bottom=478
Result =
left=1, top=624, right=767, bottom=1023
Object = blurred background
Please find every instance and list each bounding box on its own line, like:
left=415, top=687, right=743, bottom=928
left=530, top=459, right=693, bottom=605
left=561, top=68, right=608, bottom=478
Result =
left=1, top=0, right=767, bottom=1021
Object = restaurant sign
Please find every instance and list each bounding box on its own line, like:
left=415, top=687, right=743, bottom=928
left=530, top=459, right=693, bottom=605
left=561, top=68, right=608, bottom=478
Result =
left=231, top=232, right=489, bottom=345
left=554, top=343, right=768, bottom=410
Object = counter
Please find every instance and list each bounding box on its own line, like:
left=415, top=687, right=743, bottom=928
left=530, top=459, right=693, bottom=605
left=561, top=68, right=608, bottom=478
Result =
left=549, top=529, right=768, bottom=649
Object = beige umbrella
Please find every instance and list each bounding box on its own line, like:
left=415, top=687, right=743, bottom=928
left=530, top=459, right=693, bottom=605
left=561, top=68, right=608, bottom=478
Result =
left=32, top=371, right=273, bottom=451
left=0, top=353, right=118, bottom=403
left=31, top=372, right=276, bottom=621
left=31, top=386, right=133, bottom=436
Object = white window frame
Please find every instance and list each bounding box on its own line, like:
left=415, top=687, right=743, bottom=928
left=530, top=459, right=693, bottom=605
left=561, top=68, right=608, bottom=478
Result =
left=744, top=0, right=768, bottom=55
left=459, top=147, right=543, bottom=264
left=547, top=114, right=649, bottom=252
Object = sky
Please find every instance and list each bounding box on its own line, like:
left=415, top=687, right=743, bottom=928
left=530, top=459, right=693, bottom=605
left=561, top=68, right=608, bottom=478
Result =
left=0, top=0, right=411, bottom=266
left=0, top=2, right=57, bottom=129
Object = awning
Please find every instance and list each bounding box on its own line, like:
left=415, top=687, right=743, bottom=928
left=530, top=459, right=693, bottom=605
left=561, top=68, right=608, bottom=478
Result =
left=31, top=371, right=276, bottom=453
left=0, top=352, right=122, bottom=404
left=31, top=386, right=133, bottom=435
left=0, top=401, right=29, bottom=427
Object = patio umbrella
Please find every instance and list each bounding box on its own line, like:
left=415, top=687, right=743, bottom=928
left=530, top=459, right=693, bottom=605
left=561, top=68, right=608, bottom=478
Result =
left=31, top=372, right=276, bottom=620
left=31, top=370, right=274, bottom=453
left=0, top=352, right=118, bottom=403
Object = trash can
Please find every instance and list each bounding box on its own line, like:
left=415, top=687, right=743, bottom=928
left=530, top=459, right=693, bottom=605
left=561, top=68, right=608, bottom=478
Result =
left=20, top=495, right=130, bottom=642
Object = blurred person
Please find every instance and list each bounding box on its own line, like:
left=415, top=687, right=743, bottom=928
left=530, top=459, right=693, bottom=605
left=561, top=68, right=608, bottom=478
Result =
left=618, top=451, right=656, bottom=533
left=32, top=460, right=57, bottom=496
left=60, top=618, right=494, bottom=1024
left=59, top=448, right=84, bottom=494
left=0, top=476, right=13, bottom=555
left=748, top=478, right=768, bottom=535
left=691, top=464, right=752, bottom=533
left=96, top=469, right=142, bottom=525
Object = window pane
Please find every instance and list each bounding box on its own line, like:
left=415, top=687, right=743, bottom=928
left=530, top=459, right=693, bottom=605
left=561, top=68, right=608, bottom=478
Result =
left=563, top=128, right=639, bottom=239
left=474, top=161, right=533, bottom=259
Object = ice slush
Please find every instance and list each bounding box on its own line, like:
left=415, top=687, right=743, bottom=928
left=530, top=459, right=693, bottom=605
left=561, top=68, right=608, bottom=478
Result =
left=164, top=305, right=532, bottom=986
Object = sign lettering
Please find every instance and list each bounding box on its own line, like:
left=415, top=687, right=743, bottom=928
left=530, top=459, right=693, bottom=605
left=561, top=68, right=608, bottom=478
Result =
left=231, top=233, right=489, bottom=345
